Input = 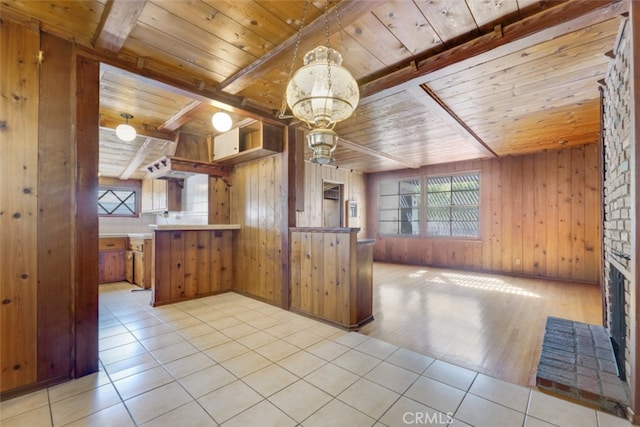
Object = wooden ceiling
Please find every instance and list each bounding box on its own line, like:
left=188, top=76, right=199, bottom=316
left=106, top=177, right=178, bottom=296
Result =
left=1, top=0, right=628, bottom=178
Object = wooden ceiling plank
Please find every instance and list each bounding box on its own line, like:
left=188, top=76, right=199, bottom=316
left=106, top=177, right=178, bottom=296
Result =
left=360, top=0, right=629, bottom=99
left=119, top=137, right=154, bottom=180
left=93, top=0, right=147, bottom=53
left=337, top=137, right=420, bottom=169
left=158, top=101, right=211, bottom=132
left=219, top=0, right=385, bottom=95
left=408, top=85, right=497, bottom=159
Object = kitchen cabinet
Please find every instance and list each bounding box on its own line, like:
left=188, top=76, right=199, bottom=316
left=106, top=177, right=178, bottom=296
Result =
left=141, top=178, right=182, bottom=213
left=128, top=236, right=152, bottom=289
left=213, top=121, right=282, bottom=165
left=99, top=237, right=127, bottom=284
left=125, top=250, right=134, bottom=283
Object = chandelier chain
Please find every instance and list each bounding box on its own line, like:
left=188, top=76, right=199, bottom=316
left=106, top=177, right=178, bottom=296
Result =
left=323, top=0, right=333, bottom=125
left=279, top=0, right=311, bottom=119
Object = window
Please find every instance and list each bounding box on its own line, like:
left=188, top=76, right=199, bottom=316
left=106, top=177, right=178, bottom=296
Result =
left=98, top=188, right=137, bottom=216
left=378, top=179, right=421, bottom=235
left=378, top=173, right=480, bottom=238
left=426, top=174, right=479, bottom=237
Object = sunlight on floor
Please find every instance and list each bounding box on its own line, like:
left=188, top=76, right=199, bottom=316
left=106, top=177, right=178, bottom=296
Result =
left=406, top=268, right=540, bottom=298
left=440, top=272, right=541, bottom=298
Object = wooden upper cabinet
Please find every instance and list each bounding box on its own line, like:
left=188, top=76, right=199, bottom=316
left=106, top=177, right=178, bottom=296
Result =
left=213, top=121, right=283, bottom=165
left=141, top=179, right=182, bottom=213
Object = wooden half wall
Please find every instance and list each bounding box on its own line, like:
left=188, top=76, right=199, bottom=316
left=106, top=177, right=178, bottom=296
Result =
left=367, top=145, right=601, bottom=283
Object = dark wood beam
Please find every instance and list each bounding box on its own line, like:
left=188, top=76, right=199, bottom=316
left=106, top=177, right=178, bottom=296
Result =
left=338, top=137, right=420, bottom=169
left=219, top=0, right=384, bottom=95
left=158, top=101, right=210, bottom=132
left=360, top=0, right=629, bottom=99
left=410, top=85, right=498, bottom=159
left=93, top=0, right=147, bottom=53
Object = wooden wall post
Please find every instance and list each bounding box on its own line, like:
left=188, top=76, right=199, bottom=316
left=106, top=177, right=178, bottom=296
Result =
left=73, top=54, right=100, bottom=378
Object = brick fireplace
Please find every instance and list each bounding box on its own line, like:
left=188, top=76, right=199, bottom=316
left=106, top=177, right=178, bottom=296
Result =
left=602, top=14, right=633, bottom=396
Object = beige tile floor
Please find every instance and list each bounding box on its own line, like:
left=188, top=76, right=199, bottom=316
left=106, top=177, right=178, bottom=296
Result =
left=0, top=283, right=632, bottom=427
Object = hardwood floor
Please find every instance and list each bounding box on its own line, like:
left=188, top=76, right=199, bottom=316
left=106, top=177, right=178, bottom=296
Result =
left=358, top=262, right=603, bottom=387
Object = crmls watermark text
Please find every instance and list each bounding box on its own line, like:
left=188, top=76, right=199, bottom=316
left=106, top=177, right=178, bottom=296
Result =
left=402, top=412, right=454, bottom=425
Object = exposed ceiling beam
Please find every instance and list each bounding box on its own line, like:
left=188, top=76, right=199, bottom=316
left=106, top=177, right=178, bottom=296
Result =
left=360, top=0, right=629, bottom=99
left=219, top=0, right=384, bottom=95
left=411, top=85, right=497, bottom=159
left=93, top=0, right=146, bottom=53
left=338, top=137, right=420, bottom=169
left=158, top=101, right=210, bottom=132
left=119, top=137, right=154, bottom=180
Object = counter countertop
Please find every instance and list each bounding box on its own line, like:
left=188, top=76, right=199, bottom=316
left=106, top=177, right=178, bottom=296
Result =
left=99, top=233, right=129, bottom=238
left=128, top=233, right=153, bottom=239
left=149, top=224, right=241, bottom=231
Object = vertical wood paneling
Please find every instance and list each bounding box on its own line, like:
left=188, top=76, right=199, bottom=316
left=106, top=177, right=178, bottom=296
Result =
left=501, top=157, right=513, bottom=272
left=183, top=231, right=199, bottom=297
left=546, top=151, right=559, bottom=277
left=230, top=154, right=283, bottom=305
left=511, top=156, right=524, bottom=275
left=557, top=149, right=573, bottom=278
left=0, top=19, right=39, bottom=391
left=37, top=32, right=73, bottom=382
left=289, top=229, right=372, bottom=329
left=490, top=159, right=503, bottom=272
left=208, top=177, right=230, bottom=224
left=571, top=147, right=586, bottom=280
left=296, top=162, right=367, bottom=236
left=169, top=232, right=185, bottom=300
left=533, top=152, right=547, bottom=276
left=73, top=54, right=100, bottom=379
left=584, top=144, right=600, bottom=281
left=368, top=146, right=601, bottom=283
left=152, top=229, right=233, bottom=305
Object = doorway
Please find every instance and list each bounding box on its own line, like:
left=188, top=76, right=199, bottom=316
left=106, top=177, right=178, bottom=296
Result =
left=322, top=181, right=344, bottom=228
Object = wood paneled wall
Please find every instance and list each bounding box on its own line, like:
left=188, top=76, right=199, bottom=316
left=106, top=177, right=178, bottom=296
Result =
left=1, top=22, right=99, bottom=396
left=1, top=18, right=40, bottom=392
left=230, top=155, right=284, bottom=305
left=367, top=145, right=601, bottom=283
left=296, top=161, right=367, bottom=237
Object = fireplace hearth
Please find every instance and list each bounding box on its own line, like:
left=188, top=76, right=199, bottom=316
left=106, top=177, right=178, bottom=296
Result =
left=536, top=317, right=628, bottom=417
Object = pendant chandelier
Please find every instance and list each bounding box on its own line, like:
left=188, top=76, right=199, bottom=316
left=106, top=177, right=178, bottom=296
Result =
left=281, top=0, right=359, bottom=164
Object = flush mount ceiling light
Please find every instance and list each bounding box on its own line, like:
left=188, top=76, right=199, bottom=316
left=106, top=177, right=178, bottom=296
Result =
left=115, top=113, right=136, bottom=142
left=279, top=0, right=359, bottom=164
left=212, top=111, right=233, bottom=133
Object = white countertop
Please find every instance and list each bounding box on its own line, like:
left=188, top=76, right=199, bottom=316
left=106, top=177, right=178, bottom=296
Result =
left=149, top=224, right=241, bottom=231
left=128, top=233, right=153, bottom=239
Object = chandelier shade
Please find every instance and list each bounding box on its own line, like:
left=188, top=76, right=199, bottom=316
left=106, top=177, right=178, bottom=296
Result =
left=286, top=46, right=359, bottom=130
left=115, top=113, right=136, bottom=142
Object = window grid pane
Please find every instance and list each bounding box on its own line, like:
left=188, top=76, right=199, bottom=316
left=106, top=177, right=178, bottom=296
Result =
left=426, top=173, right=479, bottom=238
left=378, top=180, right=421, bottom=235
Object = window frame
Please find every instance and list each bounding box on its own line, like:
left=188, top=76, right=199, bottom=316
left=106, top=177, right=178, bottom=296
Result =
left=98, top=179, right=142, bottom=218
left=377, top=171, right=481, bottom=240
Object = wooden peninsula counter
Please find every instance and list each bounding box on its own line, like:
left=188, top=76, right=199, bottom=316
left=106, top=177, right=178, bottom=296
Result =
left=289, top=228, right=374, bottom=330
left=149, top=224, right=239, bottom=306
